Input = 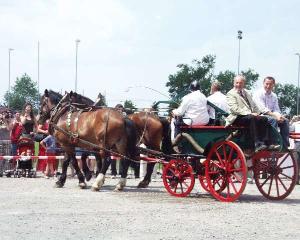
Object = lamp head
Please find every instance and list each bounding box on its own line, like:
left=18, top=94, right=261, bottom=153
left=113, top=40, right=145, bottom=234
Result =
left=237, top=30, right=243, bottom=39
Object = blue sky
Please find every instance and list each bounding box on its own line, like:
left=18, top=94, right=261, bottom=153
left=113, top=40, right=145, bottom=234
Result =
left=0, top=0, right=300, bottom=108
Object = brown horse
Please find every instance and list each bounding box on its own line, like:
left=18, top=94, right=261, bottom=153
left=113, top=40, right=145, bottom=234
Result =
left=40, top=90, right=137, bottom=191
left=63, top=92, right=174, bottom=188
left=128, top=111, right=173, bottom=187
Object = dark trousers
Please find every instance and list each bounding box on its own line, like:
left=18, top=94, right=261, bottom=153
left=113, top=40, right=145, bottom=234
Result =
left=174, top=116, right=187, bottom=138
left=233, top=115, right=270, bottom=147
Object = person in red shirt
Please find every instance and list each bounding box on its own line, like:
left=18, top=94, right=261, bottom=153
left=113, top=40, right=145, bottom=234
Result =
left=9, top=111, right=23, bottom=155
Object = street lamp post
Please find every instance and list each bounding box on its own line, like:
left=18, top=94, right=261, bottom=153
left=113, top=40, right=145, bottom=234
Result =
left=75, top=39, right=80, bottom=92
left=8, top=48, right=14, bottom=108
left=37, top=41, right=40, bottom=98
left=237, top=30, right=243, bottom=74
left=296, top=53, right=300, bottom=115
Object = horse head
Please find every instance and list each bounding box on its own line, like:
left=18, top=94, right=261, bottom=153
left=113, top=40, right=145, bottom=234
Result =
left=40, top=89, right=63, bottom=122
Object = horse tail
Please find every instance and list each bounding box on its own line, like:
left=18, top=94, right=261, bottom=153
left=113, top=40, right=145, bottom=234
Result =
left=124, top=118, right=138, bottom=158
left=160, top=118, right=173, bottom=154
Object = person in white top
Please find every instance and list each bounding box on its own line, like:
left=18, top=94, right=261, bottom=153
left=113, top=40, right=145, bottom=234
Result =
left=207, top=81, right=229, bottom=123
left=253, top=76, right=290, bottom=149
left=290, top=116, right=300, bottom=181
left=172, top=80, right=209, bottom=137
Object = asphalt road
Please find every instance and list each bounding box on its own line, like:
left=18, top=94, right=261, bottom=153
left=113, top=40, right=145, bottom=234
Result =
left=0, top=176, right=299, bottom=240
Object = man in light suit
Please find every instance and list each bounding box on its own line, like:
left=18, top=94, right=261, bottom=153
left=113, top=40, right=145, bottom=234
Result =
left=226, top=75, right=276, bottom=152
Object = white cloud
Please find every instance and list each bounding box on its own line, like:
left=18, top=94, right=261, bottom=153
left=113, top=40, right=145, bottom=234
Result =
left=1, top=0, right=300, bottom=108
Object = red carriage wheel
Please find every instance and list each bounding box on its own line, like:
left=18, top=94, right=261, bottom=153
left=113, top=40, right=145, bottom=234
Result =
left=162, top=159, right=195, bottom=197
left=198, top=175, right=210, bottom=192
left=205, top=141, right=247, bottom=202
left=253, top=151, right=298, bottom=200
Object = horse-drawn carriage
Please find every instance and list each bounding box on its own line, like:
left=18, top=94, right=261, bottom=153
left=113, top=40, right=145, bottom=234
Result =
left=154, top=102, right=298, bottom=202
left=40, top=90, right=299, bottom=202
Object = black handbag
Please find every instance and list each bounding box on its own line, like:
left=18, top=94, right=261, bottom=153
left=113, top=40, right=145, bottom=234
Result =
left=34, top=133, right=47, bottom=142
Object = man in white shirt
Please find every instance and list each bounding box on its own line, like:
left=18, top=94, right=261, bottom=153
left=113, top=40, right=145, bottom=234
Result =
left=207, top=81, right=229, bottom=124
left=253, top=76, right=290, bottom=149
left=172, top=80, right=209, bottom=136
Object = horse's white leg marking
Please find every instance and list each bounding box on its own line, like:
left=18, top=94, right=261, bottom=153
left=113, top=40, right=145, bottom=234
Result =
left=91, top=173, right=105, bottom=191
left=114, top=178, right=127, bottom=191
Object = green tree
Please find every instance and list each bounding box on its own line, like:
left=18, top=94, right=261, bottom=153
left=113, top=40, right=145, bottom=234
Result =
left=215, top=69, right=259, bottom=93
left=166, top=55, right=260, bottom=110
left=274, top=83, right=298, bottom=115
left=124, top=100, right=136, bottom=114
left=4, top=73, right=39, bottom=111
left=166, top=55, right=216, bottom=102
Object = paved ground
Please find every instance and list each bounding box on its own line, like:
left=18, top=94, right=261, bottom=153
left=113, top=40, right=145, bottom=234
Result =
left=0, top=175, right=299, bottom=240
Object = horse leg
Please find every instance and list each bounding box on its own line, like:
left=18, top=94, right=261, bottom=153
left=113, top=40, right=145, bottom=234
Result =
left=69, top=153, right=86, bottom=189
left=81, top=151, right=93, bottom=181
left=95, top=153, right=102, bottom=177
left=137, top=162, right=155, bottom=188
left=55, top=155, right=70, bottom=188
left=114, top=158, right=131, bottom=191
left=91, top=155, right=110, bottom=191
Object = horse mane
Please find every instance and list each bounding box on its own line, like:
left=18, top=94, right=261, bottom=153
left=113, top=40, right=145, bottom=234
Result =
left=42, top=89, right=63, bottom=105
left=73, top=93, right=94, bottom=106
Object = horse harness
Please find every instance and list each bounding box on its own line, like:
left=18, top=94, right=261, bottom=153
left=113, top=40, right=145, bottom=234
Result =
left=136, top=111, right=150, bottom=146
left=48, top=98, right=117, bottom=157
left=47, top=98, right=178, bottom=163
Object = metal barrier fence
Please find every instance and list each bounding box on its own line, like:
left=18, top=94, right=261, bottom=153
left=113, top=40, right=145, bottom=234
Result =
left=0, top=140, right=11, bottom=156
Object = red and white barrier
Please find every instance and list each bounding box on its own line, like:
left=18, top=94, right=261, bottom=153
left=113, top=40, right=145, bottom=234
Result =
left=0, top=155, right=96, bottom=160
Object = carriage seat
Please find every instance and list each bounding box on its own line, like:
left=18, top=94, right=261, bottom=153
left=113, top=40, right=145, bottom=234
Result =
left=180, top=125, right=245, bottom=130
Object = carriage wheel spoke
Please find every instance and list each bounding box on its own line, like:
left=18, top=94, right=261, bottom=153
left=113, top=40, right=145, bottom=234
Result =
left=280, top=165, right=294, bottom=170
left=208, top=170, right=220, bottom=175
left=228, top=176, right=238, bottom=194
left=222, top=145, right=227, bottom=160
left=226, top=182, right=230, bottom=198
left=275, top=176, right=280, bottom=197
left=230, top=168, right=243, bottom=173
left=227, top=147, right=234, bottom=162
left=232, top=172, right=243, bottom=183
left=213, top=175, right=224, bottom=189
left=257, top=174, right=271, bottom=189
left=211, top=160, right=225, bottom=170
left=277, top=176, right=288, bottom=191
left=180, top=182, right=185, bottom=193
left=231, top=157, right=240, bottom=165
left=267, top=175, right=274, bottom=195
left=278, top=172, right=293, bottom=180
left=182, top=180, right=190, bottom=188
left=215, top=150, right=225, bottom=168
left=276, top=154, right=289, bottom=168
left=174, top=183, right=178, bottom=192
left=211, top=162, right=225, bottom=171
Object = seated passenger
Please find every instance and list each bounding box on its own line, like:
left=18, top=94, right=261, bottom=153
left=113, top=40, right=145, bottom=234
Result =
left=253, top=76, right=290, bottom=149
left=226, top=75, right=276, bottom=152
left=207, top=81, right=229, bottom=124
left=172, top=80, right=209, bottom=137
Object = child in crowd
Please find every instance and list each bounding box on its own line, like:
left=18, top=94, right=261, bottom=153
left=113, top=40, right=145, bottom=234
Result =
left=40, top=134, right=56, bottom=179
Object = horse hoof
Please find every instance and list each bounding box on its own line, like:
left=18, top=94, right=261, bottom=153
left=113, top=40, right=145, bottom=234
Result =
left=91, top=186, right=100, bottom=192
left=55, top=181, right=64, bottom=188
left=114, top=186, right=124, bottom=191
left=137, top=180, right=150, bottom=188
left=78, top=182, right=87, bottom=189
left=85, top=171, right=93, bottom=182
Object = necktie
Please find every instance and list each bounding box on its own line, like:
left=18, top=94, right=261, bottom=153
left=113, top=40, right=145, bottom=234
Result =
left=239, top=90, right=252, bottom=110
